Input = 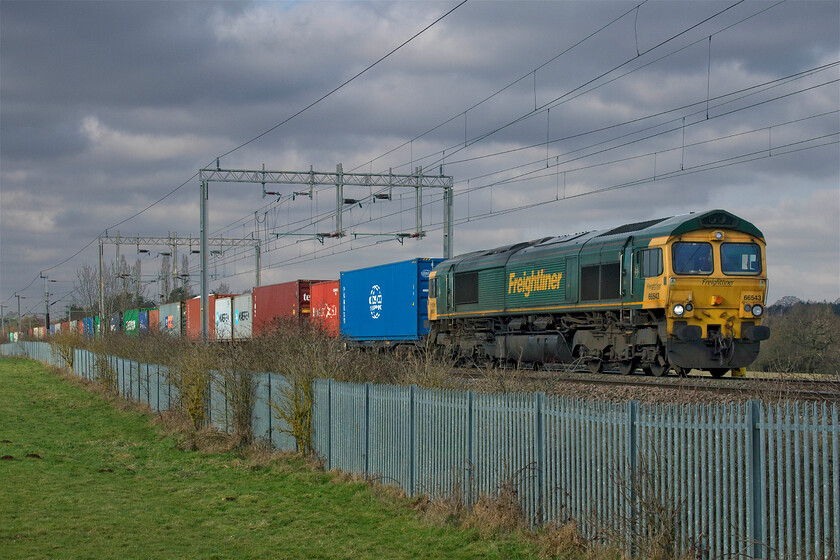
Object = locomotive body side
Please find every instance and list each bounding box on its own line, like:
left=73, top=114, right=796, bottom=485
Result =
left=429, top=210, right=769, bottom=376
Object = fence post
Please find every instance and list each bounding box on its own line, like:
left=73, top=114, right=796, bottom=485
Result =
left=267, top=373, right=272, bottom=448
left=364, top=381, right=371, bottom=479
left=408, top=384, right=416, bottom=496
left=626, top=400, right=639, bottom=557
left=747, top=399, right=765, bottom=559
left=326, top=378, right=333, bottom=471
left=536, top=392, right=545, bottom=525
left=466, top=389, right=473, bottom=507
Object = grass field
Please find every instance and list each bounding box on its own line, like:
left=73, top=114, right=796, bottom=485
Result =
left=0, top=357, right=540, bottom=560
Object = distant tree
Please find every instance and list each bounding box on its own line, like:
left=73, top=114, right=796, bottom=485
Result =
left=73, top=258, right=153, bottom=317
left=754, top=302, right=840, bottom=374
left=165, top=285, right=195, bottom=304
left=160, top=255, right=172, bottom=302
left=213, top=283, right=232, bottom=295
left=181, top=254, right=193, bottom=299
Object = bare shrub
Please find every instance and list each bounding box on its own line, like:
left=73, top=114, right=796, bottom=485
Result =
left=168, top=343, right=215, bottom=432
left=214, top=344, right=257, bottom=447
left=51, top=330, right=82, bottom=369
left=94, top=352, right=118, bottom=394
left=595, top=451, right=694, bottom=560
left=262, top=320, right=358, bottom=455
left=399, top=343, right=458, bottom=389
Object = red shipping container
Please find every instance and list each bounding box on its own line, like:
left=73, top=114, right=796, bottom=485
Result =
left=252, top=280, right=327, bottom=337
left=149, top=308, right=159, bottom=333
left=185, top=295, right=232, bottom=340
left=60, top=321, right=70, bottom=333
left=310, top=280, right=340, bottom=337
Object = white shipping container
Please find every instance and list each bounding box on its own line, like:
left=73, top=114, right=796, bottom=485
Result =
left=215, top=296, right=233, bottom=341
left=233, top=294, right=253, bottom=340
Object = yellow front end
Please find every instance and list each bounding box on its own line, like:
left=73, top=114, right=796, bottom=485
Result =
left=661, top=228, right=769, bottom=370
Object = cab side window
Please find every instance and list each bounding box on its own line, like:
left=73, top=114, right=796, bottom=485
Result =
left=638, top=248, right=663, bottom=278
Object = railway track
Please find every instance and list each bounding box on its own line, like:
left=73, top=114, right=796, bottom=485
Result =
left=451, top=366, right=839, bottom=401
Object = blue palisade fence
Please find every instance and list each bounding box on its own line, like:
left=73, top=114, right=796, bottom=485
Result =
left=3, top=341, right=838, bottom=560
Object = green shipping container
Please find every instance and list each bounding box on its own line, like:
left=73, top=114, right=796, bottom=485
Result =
left=123, top=308, right=140, bottom=336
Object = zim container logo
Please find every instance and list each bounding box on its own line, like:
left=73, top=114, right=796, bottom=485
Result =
left=369, top=284, right=382, bottom=319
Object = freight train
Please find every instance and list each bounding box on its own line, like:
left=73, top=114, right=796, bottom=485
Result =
left=33, top=210, right=770, bottom=377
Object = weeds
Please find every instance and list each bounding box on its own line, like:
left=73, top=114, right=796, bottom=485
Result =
left=168, top=343, right=215, bottom=433
left=215, top=344, right=257, bottom=446
left=51, top=330, right=82, bottom=369
left=94, top=352, right=118, bottom=393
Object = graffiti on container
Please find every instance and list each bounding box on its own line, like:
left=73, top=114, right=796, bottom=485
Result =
left=314, top=304, right=337, bottom=319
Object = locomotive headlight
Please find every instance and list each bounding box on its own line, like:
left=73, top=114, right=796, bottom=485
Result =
left=685, top=303, right=693, bottom=312
left=673, top=304, right=685, bottom=316
left=751, top=304, right=764, bottom=317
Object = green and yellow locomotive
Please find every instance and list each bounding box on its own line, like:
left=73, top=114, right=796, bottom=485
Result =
left=428, top=210, right=770, bottom=377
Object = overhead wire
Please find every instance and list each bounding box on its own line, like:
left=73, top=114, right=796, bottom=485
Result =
left=387, top=0, right=782, bottom=177
left=4, top=0, right=468, bottom=302
left=202, top=70, right=836, bottom=273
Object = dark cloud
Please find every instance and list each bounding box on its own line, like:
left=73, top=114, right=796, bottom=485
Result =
left=2, top=0, right=838, bottom=310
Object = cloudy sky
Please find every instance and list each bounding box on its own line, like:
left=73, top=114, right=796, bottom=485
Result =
left=1, top=0, right=838, bottom=319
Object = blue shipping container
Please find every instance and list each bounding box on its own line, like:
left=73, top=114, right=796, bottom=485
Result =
left=340, top=257, right=443, bottom=342
left=139, top=310, right=149, bottom=335
left=83, top=317, right=94, bottom=339
left=110, top=312, right=121, bottom=333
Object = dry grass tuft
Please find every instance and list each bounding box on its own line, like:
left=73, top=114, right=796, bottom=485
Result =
left=328, top=469, right=367, bottom=485
left=462, top=484, right=528, bottom=538
left=152, top=409, right=194, bottom=435
left=418, top=492, right=467, bottom=526
left=535, top=521, right=590, bottom=560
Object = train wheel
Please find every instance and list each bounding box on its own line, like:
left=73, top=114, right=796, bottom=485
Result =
left=618, top=359, right=637, bottom=376
left=649, top=362, right=670, bottom=377
left=587, top=359, right=603, bottom=374
left=708, top=368, right=728, bottom=378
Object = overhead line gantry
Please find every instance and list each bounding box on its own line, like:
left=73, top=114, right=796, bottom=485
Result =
left=198, top=163, right=454, bottom=341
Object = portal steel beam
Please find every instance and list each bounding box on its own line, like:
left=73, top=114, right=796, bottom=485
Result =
left=199, top=167, right=453, bottom=189
left=198, top=163, right=455, bottom=341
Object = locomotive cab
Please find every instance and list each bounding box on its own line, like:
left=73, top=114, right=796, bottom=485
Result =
left=657, top=227, right=770, bottom=376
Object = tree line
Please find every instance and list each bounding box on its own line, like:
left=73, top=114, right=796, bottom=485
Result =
left=752, top=299, right=840, bottom=374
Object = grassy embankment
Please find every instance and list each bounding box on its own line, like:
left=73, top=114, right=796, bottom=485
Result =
left=0, top=357, right=540, bottom=560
